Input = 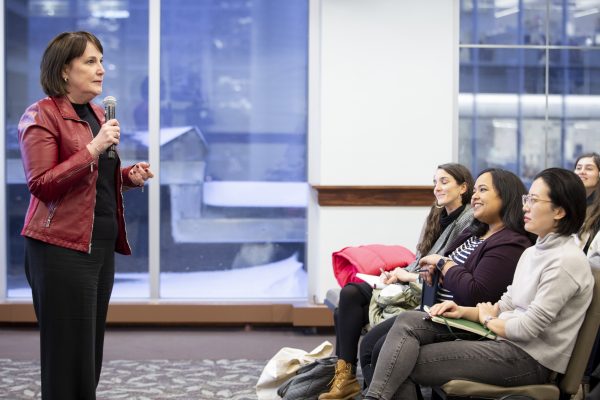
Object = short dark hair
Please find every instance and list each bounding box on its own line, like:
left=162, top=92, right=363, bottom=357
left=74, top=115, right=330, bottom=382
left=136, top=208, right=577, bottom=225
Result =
left=40, top=31, right=103, bottom=96
left=574, top=152, right=600, bottom=171
left=470, top=168, right=531, bottom=240
left=534, top=168, right=587, bottom=236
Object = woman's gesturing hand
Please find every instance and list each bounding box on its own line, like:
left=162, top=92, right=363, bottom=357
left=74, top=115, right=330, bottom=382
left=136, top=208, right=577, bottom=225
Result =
left=128, top=162, right=155, bottom=187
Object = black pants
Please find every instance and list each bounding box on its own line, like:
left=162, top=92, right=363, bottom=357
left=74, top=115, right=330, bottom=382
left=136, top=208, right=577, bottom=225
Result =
left=334, top=282, right=372, bottom=365
left=359, top=315, right=395, bottom=385
left=25, top=237, right=115, bottom=400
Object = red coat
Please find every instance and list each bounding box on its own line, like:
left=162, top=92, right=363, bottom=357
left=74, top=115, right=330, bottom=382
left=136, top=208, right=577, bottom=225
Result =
left=18, top=96, right=134, bottom=254
left=332, top=244, right=416, bottom=287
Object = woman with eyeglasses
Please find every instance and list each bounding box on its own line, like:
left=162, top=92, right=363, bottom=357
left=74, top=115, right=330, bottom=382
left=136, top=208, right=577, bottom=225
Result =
left=363, top=168, right=593, bottom=400
left=359, top=168, right=534, bottom=387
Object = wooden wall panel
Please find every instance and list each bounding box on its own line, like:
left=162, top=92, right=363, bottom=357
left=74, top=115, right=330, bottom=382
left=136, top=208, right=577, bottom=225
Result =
left=0, top=302, right=333, bottom=327
left=313, top=186, right=434, bottom=206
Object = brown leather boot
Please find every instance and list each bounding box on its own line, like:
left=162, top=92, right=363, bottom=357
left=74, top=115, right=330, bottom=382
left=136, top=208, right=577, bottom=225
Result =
left=318, top=359, right=361, bottom=400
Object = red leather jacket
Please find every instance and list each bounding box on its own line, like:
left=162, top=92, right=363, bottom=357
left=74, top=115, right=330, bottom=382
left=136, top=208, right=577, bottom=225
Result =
left=18, top=96, right=134, bottom=254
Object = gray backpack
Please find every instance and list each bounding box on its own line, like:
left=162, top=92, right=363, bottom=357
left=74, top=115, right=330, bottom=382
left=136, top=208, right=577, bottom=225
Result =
left=276, top=356, right=338, bottom=400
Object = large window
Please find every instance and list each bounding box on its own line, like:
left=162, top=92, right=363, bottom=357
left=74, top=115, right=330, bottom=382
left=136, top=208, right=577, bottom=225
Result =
left=5, top=0, right=150, bottom=298
left=158, top=1, right=308, bottom=299
left=460, top=0, right=600, bottom=182
left=3, top=0, right=308, bottom=301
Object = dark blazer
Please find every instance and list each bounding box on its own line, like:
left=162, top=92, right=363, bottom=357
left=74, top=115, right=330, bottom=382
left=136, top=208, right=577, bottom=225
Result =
left=421, top=227, right=533, bottom=308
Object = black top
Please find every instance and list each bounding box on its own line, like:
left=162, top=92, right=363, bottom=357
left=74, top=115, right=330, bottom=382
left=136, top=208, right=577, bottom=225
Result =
left=439, top=204, right=466, bottom=232
left=72, top=103, right=118, bottom=240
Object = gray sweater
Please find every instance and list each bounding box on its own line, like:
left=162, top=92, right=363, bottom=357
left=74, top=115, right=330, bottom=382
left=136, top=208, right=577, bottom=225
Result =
left=498, top=233, right=593, bottom=373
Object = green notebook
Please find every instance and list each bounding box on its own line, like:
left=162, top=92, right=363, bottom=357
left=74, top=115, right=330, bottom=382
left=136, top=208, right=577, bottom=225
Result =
left=423, top=306, right=497, bottom=340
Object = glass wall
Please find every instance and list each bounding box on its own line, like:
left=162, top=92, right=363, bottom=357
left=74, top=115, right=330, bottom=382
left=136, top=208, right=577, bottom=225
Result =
left=3, top=0, right=308, bottom=301
left=5, top=0, right=150, bottom=298
left=459, top=0, right=600, bottom=183
left=158, top=1, right=308, bottom=299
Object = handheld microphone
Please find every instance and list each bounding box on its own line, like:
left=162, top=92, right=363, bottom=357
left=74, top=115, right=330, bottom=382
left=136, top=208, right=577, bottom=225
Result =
left=103, top=96, right=117, bottom=159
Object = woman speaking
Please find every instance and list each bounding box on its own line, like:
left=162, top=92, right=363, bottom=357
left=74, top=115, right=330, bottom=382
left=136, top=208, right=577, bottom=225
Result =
left=18, top=31, right=154, bottom=399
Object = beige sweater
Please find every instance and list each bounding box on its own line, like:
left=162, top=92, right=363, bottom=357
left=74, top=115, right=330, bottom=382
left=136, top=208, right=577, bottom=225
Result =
left=498, top=233, right=593, bottom=373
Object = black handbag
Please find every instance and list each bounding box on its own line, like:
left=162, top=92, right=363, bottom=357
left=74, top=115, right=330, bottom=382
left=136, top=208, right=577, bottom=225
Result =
left=276, top=356, right=338, bottom=400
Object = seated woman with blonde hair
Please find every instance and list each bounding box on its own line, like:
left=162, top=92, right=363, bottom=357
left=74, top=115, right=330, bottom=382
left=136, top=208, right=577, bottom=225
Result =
left=363, top=168, right=593, bottom=400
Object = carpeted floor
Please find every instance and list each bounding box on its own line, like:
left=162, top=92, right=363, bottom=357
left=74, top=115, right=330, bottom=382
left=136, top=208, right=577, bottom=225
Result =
left=0, top=326, right=340, bottom=399
left=0, top=358, right=264, bottom=399
left=0, top=358, right=435, bottom=400
left=0, top=328, right=432, bottom=399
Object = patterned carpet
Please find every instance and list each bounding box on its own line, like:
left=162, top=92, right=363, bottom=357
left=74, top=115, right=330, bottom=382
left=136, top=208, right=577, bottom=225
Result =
left=0, top=359, right=264, bottom=399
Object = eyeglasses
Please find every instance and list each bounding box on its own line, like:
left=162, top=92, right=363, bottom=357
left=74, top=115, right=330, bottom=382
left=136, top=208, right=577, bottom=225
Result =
left=522, top=194, right=552, bottom=208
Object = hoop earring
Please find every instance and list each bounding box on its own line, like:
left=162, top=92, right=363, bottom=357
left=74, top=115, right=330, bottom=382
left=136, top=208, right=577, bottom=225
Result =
left=435, top=201, right=444, bottom=209
left=63, top=77, right=68, bottom=82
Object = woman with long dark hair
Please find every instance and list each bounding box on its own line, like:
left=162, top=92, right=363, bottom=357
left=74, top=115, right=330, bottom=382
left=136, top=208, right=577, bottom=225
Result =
left=318, top=163, right=474, bottom=400
left=576, top=153, right=600, bottom=254
left=574, top=152, right=600, bottom=204
left=575, top=170, right=600, bottom=394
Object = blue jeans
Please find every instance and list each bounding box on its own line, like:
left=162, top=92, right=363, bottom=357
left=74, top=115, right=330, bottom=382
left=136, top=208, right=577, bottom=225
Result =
left=365, top=311, right=551, bottom=400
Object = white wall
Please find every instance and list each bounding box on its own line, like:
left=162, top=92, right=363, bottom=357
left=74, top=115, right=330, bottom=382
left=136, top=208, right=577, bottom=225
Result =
left=308, top=0, right=459, bottom=302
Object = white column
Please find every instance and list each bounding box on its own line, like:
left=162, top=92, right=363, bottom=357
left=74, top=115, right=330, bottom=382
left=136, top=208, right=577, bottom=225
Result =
left=308, top=0, right=459, bottom=302
left=148, top=0, right=161, bottom=299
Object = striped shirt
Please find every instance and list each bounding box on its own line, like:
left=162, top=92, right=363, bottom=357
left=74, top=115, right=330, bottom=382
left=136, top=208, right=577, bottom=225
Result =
left=436, top=236, right=484, bottom=303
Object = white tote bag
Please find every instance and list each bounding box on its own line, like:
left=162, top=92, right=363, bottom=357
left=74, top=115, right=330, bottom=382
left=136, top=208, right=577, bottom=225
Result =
left=255, top=340, right=333, bottom=400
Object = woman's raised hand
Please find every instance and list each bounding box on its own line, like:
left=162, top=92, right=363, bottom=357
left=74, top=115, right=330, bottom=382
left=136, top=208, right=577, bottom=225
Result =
left=87, top=119, right=120, bottom=157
